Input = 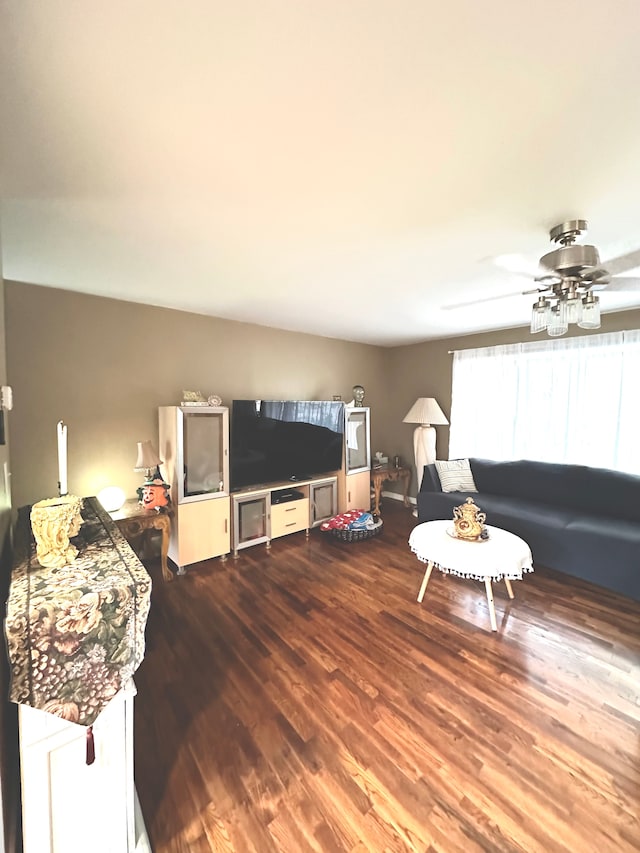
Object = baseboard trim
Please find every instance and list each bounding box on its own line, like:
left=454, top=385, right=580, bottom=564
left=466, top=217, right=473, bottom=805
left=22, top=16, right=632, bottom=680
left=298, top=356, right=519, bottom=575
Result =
left=381, top=490, right=416, bottom=507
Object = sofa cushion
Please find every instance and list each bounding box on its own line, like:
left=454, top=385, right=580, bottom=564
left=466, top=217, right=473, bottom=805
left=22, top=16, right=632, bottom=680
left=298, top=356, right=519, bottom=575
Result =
left=434, top=459, right=477, bottom=493
left=469, top=458, right=640, bottom=523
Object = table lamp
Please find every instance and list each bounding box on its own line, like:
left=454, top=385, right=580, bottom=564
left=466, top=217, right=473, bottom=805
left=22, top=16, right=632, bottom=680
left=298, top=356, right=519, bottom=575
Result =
left=134, top=440, right=163, bottom=483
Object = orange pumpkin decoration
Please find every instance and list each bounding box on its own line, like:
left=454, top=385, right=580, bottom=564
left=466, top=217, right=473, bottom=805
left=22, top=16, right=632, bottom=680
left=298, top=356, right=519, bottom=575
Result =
left=140, top=478, right=170, bottom=510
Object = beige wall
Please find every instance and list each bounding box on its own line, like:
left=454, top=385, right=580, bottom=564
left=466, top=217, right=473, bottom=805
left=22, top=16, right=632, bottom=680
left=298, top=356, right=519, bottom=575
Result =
left=378, top=308, right=640, bottom=498
left=6, top=283, right=390, bottom=507
left=0, top=282, right=11, bottom=544
left=6, top=281, right=640, bottom=509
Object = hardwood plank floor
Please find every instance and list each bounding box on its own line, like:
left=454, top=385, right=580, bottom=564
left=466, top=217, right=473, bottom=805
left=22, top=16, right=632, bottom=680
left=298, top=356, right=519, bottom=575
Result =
left=134, top=501, right=640, bottom=852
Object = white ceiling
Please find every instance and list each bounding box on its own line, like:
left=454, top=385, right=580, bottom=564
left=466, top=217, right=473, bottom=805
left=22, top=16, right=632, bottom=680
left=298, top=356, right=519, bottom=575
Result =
left=2, top=1, right=640, bottom=346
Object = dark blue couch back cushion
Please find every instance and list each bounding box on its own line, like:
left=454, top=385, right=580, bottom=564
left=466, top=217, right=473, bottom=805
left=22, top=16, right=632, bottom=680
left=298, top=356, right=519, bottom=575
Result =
left=470, top=458, right=640, bottom=523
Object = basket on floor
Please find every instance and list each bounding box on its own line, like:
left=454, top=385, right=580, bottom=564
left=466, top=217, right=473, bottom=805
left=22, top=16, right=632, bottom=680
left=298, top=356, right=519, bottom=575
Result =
left=327, top=517, right=383, bottom=542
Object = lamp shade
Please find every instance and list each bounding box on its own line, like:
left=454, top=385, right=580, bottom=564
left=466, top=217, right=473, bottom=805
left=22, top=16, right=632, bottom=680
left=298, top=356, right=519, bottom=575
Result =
left=134, top=440, right=163, bottom=472
left=402, top=397, right=448, bottom=426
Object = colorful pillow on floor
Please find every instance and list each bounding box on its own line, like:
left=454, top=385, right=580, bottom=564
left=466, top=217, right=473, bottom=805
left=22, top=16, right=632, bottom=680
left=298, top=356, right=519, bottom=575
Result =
left=321, top=510, right=376, bottom=531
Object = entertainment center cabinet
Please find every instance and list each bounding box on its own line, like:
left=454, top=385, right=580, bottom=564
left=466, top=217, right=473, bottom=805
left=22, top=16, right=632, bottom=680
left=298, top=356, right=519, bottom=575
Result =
left=159, top=405, right=231, bottom=572
left=231, top=475, right=338, bottom=557
left=159, top=401, right=370, bottom=569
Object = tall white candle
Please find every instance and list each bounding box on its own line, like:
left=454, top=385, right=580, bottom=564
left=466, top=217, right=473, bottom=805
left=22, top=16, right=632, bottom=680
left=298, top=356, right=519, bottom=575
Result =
left=57, top=421, right=68, bottom=496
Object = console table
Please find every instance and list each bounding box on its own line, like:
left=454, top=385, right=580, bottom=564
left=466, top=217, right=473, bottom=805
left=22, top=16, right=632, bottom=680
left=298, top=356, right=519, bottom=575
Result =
left=370, top=465, right=411, bottom=515
left=6, top=497, right=152, bottom=852
left=110, top=499, right=173, bottom=582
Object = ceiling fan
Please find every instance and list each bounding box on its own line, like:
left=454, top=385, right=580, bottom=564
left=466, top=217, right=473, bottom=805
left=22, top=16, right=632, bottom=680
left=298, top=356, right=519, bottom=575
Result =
left=444, top=219, right=640, bottom=335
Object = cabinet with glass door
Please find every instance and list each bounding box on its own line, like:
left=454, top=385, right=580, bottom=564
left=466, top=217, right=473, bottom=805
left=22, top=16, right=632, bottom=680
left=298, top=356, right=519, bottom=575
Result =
left=159, top=406, right=230, bottom=572
left=338, top=406, right=371, bottom=512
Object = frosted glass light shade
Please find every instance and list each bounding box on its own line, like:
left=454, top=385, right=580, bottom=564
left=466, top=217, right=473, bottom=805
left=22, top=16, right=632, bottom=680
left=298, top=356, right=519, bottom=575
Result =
left=547, top=302, right=568, bottom=337
left=578, top=293, right=601, bottom=329
left=402, top=397, right=448, bottom=426
left=530, top=297, right=550, bottom=333
left=97, top=486, right=126, bottom=512
left=565, top=291, right=583, bottom=325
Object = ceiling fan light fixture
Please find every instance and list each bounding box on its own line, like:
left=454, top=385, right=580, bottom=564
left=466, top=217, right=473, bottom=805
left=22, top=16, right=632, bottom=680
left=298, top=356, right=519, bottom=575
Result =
left=578, top=292, right=601, bottom=330
left=547, top=301, right=568, bottom=337
left=565, top=283, right=583, bottom=325
left=530, top=296, right=550, bottom=333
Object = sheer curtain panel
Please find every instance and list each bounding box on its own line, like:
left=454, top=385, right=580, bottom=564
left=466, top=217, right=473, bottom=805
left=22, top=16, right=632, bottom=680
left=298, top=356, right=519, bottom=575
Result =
left=449, top=330, right=640, bottom=475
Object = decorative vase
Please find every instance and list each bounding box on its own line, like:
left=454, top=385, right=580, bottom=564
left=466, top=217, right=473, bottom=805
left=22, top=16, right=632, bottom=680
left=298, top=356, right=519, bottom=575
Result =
left=30, top=495, right=83, bottom=568
left=453, top=497, right=486, bottom=541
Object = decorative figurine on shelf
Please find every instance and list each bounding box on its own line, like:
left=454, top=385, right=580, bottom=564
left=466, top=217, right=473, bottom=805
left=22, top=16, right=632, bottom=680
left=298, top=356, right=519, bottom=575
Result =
left=453, top=497, right=487, bottom=541
left=181, top=390, right=208, bottom=406
left=350, top=385, right=365, bottom=407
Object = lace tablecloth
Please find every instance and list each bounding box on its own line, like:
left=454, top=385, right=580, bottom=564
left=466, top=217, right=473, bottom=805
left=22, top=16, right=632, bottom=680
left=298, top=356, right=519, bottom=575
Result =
left=409, top=519, right=533, bottom=581
left=5, top=497, right=152, bottom=726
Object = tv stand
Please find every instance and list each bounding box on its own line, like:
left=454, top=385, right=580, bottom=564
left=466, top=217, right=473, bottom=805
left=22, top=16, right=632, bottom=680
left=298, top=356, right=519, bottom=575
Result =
left=231, top=475, right=338, bottom=558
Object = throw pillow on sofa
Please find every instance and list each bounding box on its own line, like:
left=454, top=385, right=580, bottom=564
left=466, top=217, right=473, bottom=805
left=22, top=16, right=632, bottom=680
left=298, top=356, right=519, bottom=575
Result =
left=435, top=459, right=478, bottom=493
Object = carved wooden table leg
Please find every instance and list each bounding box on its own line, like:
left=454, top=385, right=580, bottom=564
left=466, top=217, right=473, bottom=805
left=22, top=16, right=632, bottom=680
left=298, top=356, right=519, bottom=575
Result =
left=110, top=501, right=174, bottom=582
left=155, top=513, right=173, bottom=582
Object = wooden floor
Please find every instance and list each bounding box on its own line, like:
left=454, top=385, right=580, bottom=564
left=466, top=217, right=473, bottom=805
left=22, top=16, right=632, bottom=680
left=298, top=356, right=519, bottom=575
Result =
left=134, top=501, right=640, bottom=853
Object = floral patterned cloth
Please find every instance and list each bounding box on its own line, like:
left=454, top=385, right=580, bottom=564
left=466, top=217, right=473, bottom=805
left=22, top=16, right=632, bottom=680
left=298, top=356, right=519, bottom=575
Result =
left=5, top=497, right=152, bottom=726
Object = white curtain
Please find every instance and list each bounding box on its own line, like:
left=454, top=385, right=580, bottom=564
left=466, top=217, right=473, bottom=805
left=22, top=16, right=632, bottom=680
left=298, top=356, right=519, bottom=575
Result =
left=449, top=330, right=640, bottom=474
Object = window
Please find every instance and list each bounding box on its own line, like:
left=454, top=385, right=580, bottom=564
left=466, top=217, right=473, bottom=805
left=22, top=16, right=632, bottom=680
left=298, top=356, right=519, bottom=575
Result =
left=449, top=330, right=640, bottom=474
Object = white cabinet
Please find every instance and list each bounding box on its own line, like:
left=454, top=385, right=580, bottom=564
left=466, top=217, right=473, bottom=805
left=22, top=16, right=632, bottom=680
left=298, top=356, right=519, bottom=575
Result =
left=159, top=406, right=231, bottom=570
left=19, top=684, right=149, bottom=853
left=341, top=469, right=372, bottom=511
left=171, top=497, right=230, bottom=567
left=345, top=406, right=370, bottom=474
left=338, top=406, right=371, bottom=512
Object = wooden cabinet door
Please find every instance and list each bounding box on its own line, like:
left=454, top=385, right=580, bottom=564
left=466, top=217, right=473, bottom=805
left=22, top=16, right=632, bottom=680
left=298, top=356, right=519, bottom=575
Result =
left=174, top=497, right=230, bottom=566
left=346, top=470, right=372, bottom=511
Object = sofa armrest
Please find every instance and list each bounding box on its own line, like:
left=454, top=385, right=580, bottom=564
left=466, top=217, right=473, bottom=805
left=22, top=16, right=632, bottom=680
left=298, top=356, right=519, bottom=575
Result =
left=419, top=463, right=442, bottom=493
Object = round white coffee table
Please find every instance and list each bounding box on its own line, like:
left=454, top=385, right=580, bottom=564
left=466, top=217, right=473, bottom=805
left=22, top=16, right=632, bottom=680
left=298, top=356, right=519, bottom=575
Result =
left=408, top=519, right=533, bottom=631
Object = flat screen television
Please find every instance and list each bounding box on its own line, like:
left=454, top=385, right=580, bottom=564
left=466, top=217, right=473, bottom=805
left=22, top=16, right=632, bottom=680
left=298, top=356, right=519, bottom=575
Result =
left=231, top=400, right=344, bottom=491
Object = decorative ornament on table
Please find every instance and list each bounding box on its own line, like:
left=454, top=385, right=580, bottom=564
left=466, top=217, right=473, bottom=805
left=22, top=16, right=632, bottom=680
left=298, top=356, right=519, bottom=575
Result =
left=207, top=394, right=222, bottom=406
left=134, top=440, right=170, bottom=509
left=139, top=473, right=171, bottom=511
left=452, top=497, right=488, bottom=541
left=30, top=495, right=84, bottom=567
left=181, top=390, right=208, bottom=406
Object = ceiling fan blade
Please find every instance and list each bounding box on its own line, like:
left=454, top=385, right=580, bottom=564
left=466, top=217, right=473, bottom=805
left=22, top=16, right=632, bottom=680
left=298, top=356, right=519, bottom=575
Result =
left=442, top=288, right=541, bottom=311
left=581, top=268, right=610, bottom=287
left=603, top=276, right=640, bottom=292
left=491, top=253, right=542, bottom=278
left=603, top=248, right=640, bottom=276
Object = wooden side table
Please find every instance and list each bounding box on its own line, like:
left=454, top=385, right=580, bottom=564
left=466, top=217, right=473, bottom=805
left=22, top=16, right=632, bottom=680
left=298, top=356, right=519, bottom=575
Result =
left=109, top=499, right=174, bottom=582
left=370, top=465, right=411, bottom=515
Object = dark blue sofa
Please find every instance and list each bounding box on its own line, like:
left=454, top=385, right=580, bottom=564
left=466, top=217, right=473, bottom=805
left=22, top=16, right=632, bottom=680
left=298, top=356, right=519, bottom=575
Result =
left=417, top=458, right=640, bottom=601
